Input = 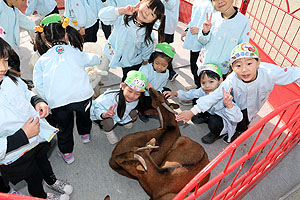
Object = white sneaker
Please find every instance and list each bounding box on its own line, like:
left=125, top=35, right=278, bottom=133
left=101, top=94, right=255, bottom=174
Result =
left=104, top=130, right=118, bottom=144
left=8, top=188, right=23, bottom=195
left=47, top=193, right=69, bottom=200
left=46, top=179, right=73, bottom=195
left=184, top=85, right=198, bottom=91
left=123, top=122, right=133, bottom=129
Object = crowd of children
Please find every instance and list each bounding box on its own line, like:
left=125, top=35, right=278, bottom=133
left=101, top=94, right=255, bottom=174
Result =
left=1, top=0, right=300, bottom=199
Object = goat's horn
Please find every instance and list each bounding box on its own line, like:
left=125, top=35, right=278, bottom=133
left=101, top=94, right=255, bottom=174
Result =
left=134, top=154, right=147, bottom=171
left=136, top=145, right=159, bottom=152
left=157, top=106, right=163, bottom=128
left=162, top=102, right=178, bottom=115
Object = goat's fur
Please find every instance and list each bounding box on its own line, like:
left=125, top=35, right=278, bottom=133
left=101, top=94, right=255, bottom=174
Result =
left=115, top=137, right=210, bottom=200
left=109, top=88, right=181, bottom=179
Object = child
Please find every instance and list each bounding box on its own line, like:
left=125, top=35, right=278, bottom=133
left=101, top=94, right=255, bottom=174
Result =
left=99, top=0, right=165, bottom=82
left=0, top=0, right=35, bottom=50
left=197, top=0, right=250, bottom=77
left=176, top=43, right=300, bottom=143
left=64, top=0, right=99, bottom=42
left=164, top=64, right=243, bottom=144
left=25, top=0, right=59, bottom=17
left=181, top=0, right=214, bottom=88
left=159, top=0, right=180, bottom=81
left=0, top=38, right=73, bottom=200
left=33, top=14, right=101, bottom=164
left=139, top=42, right=175, bottom=122
left=90, top=70, right=147, bottom=144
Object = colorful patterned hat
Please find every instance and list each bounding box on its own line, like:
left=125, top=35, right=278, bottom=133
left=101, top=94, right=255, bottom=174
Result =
left=0, top=26, right=6, bottom=39
left=124, top=71, right=147, bottom=92
left=230, top=43, right=259, bottom=64
left=198, top=64, right=223, bottom=78
left=155, top=42, right=176, bottom=58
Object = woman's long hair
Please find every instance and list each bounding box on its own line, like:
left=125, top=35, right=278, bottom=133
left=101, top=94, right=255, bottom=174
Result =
left=124, top=0, right=166, bottom=45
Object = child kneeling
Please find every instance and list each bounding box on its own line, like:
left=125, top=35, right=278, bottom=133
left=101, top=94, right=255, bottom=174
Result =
left=90, top=71, right=147, bottom=144
left=164, top=64, right=243, bottom=144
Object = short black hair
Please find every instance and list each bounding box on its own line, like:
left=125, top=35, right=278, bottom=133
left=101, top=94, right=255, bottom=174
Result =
left=149, top=51, right=172, bottom=67
left=199, top=70, right=221, bottom=81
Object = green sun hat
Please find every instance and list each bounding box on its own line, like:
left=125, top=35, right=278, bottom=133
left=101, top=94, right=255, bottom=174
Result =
left=230, top=43, right=259, bottom=64
left=124, top=71, right=148, bottom=92
left=40, top=14, right=62, bottom=27
left=198, top=64, right=223, bottom=78
left=155, top=42, right=176, bottom=58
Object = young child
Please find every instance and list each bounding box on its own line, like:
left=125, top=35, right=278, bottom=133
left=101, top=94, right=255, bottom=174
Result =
left=181, top=0, right=214, bottom=88
left=33, top=14, right=101, bottom=164
left=176, top=43, right=300, bottom=143
left=159, top=0, right=180, bottom=81
left=99, top=0, right=165, bottom=82
left=0, top=0, right=35, bottom=50
left=139, top=42, right=175, bottom=122
left=64, top=0, right=99, bottom=42
left=197, top=0, right=250, bottom=77
left=164, top=64, right=243, bottom=144
left=0, top=38, right=73, bottom=200
left=90, top=70, right=147, bottom=144
left=25, top=0, right=59, bottom=17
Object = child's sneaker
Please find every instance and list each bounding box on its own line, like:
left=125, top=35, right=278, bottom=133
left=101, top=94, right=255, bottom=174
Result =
left=223, top=131, right=242, bottom=144
left=47, top=192, right=69, bottom=200
left=57, top=151, right=75, bottom=164
left=191, top=114, right=209, bottom=124
left=139, top=114, right=149, bottom=123
left=80, top=134, right=91, bottom=143
left=46, top=179, right=73, bottom=195
left=8, top=188, right=23, bottom=195
left=104, top=130, right=118, bottom=144
left=123, top=122, right=134, bottom=129
left=168, top=71, right=178, bottom=81
left=201, top=132, right=221, bottom=144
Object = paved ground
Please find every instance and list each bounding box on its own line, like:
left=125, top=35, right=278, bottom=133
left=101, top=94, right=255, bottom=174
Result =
left=10, top=17, right=300, bottom=200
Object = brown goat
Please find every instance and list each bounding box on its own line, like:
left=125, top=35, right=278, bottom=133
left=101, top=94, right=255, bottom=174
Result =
left=115, top=137, right=210, bottom=200
left=109, top=88, right=181, bottom=179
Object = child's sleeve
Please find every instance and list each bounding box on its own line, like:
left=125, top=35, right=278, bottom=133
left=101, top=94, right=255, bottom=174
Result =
left=79, top=51, right=102, bottom=67
left=270, top=63, right=300, bottom=85
left=25, top=0, right=38, bottom=16
left=90, top=93, right=115, bottom=121
left=223, top=103, right=243, bottom=123
left=17, top=9, right=35, bottom=32
left=98, top=6, right=120, bottom=25
left=197, top=27, right=211, bottom=45
left=33, top=62, right=46, bottom=100
left=164, top=0, right=177, bottom=10
left=177, top=87, right=206, bottom=101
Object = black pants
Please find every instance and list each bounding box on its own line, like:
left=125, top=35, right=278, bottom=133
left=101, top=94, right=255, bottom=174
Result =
left=208, top=109, right=250, bottom=137
left=0, top=175, right=10, bottom=193
left=190, top=51, right=200, bottom=87
left=101, top=21, right=112, bottom=40
left=0, top=143, right=56, bottom=198
left=84, top=20, right=99, bottom=43
left=51, top=98, right=92, bottom=153
left=121, top=63, right=142, bottom=82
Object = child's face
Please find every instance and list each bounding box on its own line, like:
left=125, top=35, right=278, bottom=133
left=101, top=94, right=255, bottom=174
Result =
left=137, top=2, right=157, bottom=23
left=0, top=57, right=9, bottom=82
left=212, top=0, right=234, bottom=13
left=153, top=56, right=169, bottom=73
left=7, top=0, right=25, bottom=8
left=121, top=84, right=142, bottom=102
left=231, top=58, right=260, bottom=82
left=200, top=74, right=222, bottom=94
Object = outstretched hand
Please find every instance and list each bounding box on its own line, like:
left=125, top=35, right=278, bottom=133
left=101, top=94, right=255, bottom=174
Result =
left=175, top=110, right=194, bottom=123
left=223, top=87, right=233, bottom=109
left=202, top=12, right=212, bottom=34
left=35, top=102, right=49, bottom=118
left=119, top=2, right=140, bottom=15
left=102, top=103, right=117, bottom=118
left=163, top=91, right=177, bottom=99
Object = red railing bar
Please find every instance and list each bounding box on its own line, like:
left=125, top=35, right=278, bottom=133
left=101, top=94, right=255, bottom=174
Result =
left=174, top=100, right=300, bottom=199
left=291, top=8, right=300, bottom=15
left=248, top=123, right=265, bottom=155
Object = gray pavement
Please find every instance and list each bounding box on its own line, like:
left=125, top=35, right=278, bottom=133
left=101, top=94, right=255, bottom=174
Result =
left=12, top=20, right=300, bottom=200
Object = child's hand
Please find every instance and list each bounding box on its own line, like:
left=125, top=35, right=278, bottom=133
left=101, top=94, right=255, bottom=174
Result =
left=102, top=103, right=117, bottom=118
left=146, top=82, right=153, bottom=90
left=79, top=27, right=85, bottom=36
left=163, top=91, right=177, bottom=99
left=175, top=110, right=194, bottom=123
left=181, top=31, right=187, bottom=42
left=119, top=3, right=140, bottom=15
left=142, top=60, right=149, bottom=65
left=35, top=102, right=49, bottom=118
left=22, top=117, right=40, bottom=139
left=202, top=12, right=212, bottom=34
left=223, top=87, right=234, bottom=109
left=190, top=26, right=200, bottom=35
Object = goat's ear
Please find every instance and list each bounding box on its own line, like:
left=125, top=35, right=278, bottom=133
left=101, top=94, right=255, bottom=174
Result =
left=136, top=164, right=146, bottom=173
left=169, top=103, right=179, bottom=109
